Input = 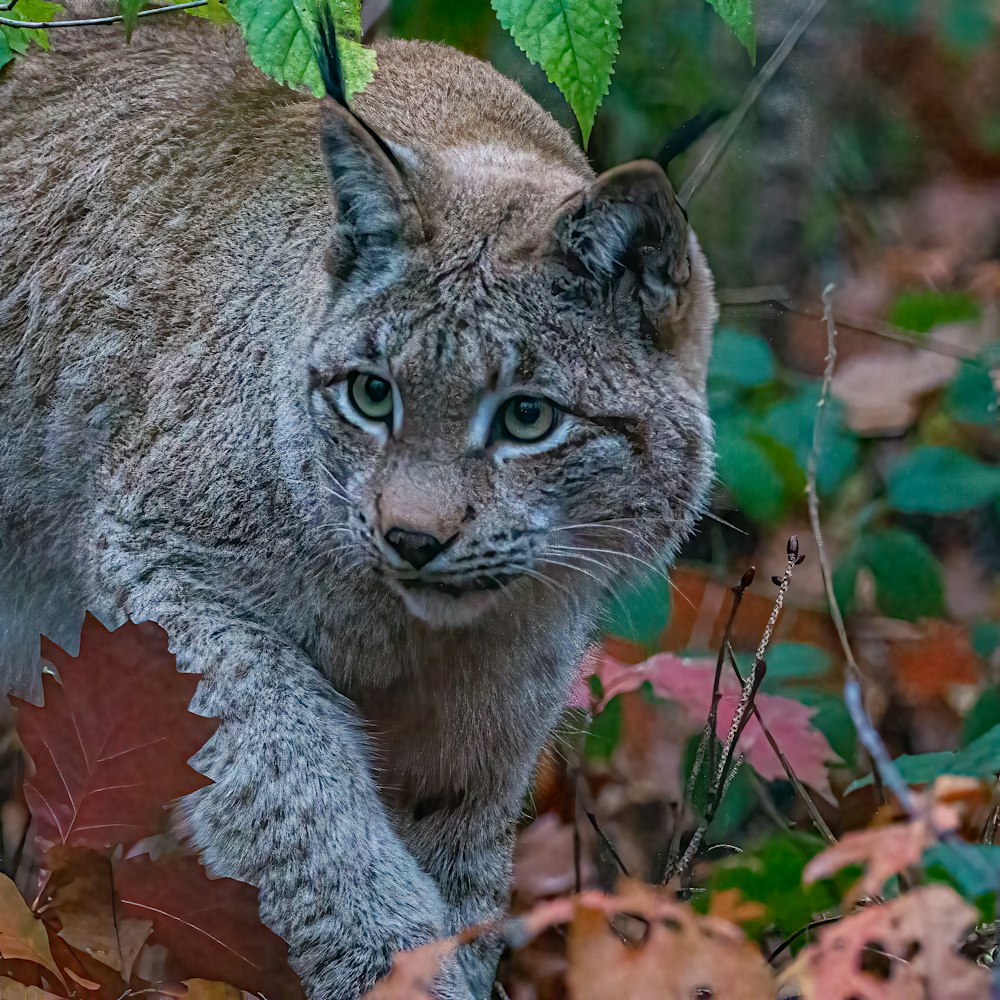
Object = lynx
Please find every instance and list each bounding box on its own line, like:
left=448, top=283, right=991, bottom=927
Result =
left=0, top=11, right=717, bottom=998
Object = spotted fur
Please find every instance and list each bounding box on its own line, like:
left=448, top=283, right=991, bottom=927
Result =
left=0, top=14, right=716, bottom=999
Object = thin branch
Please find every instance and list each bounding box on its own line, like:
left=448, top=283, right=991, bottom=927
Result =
left=678, top=0, right=830, bottom=206
left=726, top=643, right=837, bottom=845
left=806, top=284, right=920, bottom=820
left=718, top=289, right=980, bottom=363
left=0, top=0, right=207, bottom=28
left=768, top=914, right=843, bottom=963
left=585, top=812, right=629, bottom=877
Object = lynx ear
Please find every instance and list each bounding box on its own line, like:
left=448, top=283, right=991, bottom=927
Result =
left=550, top=160, right=717, bottom=393
left=315, top=16, right=422, bottom=285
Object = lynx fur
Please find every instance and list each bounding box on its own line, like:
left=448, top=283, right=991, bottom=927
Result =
left=0, top=14, right=717, bottom=998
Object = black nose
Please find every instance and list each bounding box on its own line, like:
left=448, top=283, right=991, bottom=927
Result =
left=385, top=527, right=447, bottom=569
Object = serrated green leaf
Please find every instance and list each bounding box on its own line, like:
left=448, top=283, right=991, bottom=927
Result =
left=491, top=0, right=622, bottom=146
left=228, top=0, right=375, bottom=99
left=835, top=528, right=945, bottom=622
left=585, top=692, right=622, bottom=760
left=887, top=446, right=1000, bottom=515
left=0, top=0, right=63, bottom=63
left=963, top=687, right=1000, bottom=747
left=704, top=0, right=755, bottom=61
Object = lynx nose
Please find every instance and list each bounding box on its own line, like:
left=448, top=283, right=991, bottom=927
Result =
left=385, top=527, right=447, bottom=570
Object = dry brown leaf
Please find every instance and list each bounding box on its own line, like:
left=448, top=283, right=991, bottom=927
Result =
left=0, top=875, right=64, bottom=986
left=0, top=977, right=63, bottom=999
left=779, top=885, right=988, bottom=1000
left=708, top=889, right=767, bottom=925
left=832, top=350, right=956, bottom=435
left=563, top=881, right=774, bottom=1000
left=37, top=847, right=150, bottom=981
left=888, top=620, right=982, bottom=705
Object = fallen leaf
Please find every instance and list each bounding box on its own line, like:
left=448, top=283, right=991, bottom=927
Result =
left=804, top=777, right=981, bottom=900
left=0, top=874, right=63, bottom=984
left=115, top=853, right=303, bottom=1000
left=888, top=620, right=981, bottom=705
left=37, top=847, right=150, bottom=981
left=12, top=615, right=218, bottom=856
left=591, top=653, right=836, bottom=800
left=779, top=885, right=987, bottom=999
left=564, top=881, right=774, bottom=1000
left=832, top=349, right=955, bottom=435
left=0, top=978, right=63, bottom=999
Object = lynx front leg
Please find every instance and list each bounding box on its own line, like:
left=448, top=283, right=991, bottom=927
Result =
left=403, top=792, right=521, bottom=999
left=126, top=592, right=472, bottom=1000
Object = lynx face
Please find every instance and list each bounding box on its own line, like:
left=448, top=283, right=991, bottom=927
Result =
left=308, top=248, right=714, bottom=631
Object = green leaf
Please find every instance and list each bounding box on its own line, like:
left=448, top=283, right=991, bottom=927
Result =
left=963, top=687, right=1000, bottom=747
left=600, top=569, right=671, bottom=651
left=703, top=0, right=755, bottom=61
left=0, top=0, right=63, bottom=64
left=947, top=347, right=1000, bottom=426
left=889, top=289, right=980, bottom=334
left=834, top=527, right=945, bottom=622
left=761, top=642, right=832, bottom=690
left=118, top=0, right=141, bottom=39
left=585, top=692, right=622, bottom=761
left=850, top=723, right=1000, bottom=792
left=228, top=0, right=376, bottom=99
left=180, top=0, right=234, bottom=24
left=887, top=446, right=1000, bottom=515
left=490, top=0, right=622, bottom=146
left=763, top=384, right=858, bottom=496
left=708, top=328, right=776, bottom=389
left=924, top=842, right=1000, bottom=901
left=701, top=833, right=845, bottom=939
left=715, top=423, right=803, bottom=523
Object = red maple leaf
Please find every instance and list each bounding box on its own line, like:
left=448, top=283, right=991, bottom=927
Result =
left=12, top=614, right=219, bottom=856
left=116, top=854, right=304, bottom=999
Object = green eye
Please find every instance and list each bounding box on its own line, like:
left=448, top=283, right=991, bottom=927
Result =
left=500, top=396, right=557, bottom=442
left=349, top=372, right=393, bottom=422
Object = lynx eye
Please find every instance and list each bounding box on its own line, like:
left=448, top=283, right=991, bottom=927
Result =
left=498, top=396, right=557, bottom=442
left=348, top=372, right=393, bottom=422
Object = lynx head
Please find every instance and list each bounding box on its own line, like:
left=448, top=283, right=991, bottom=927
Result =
left=306, top=27, right=717, bottom=634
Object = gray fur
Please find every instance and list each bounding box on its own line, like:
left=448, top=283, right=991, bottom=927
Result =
left=0, top=16, right=717, bottom=999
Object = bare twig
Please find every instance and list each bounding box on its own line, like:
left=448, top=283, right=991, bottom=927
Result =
left=0, top=0, right=207, bottom=28
left=585, top=812, right=629, bottom=877
left=718, top=289, right=980, bottom=363
left=726, top=643, right=837, bottom=845
left=768, top=914, right=843, bottom=963
left=678, top=0, right=830, bottom=206
left=806, top=284, right=919, bottom=820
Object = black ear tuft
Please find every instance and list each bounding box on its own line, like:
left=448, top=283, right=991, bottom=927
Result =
left=314, top=4, right=348, bottom=107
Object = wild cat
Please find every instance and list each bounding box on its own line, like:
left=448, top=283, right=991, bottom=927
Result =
left=0, top=9, right=717, bottom=998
